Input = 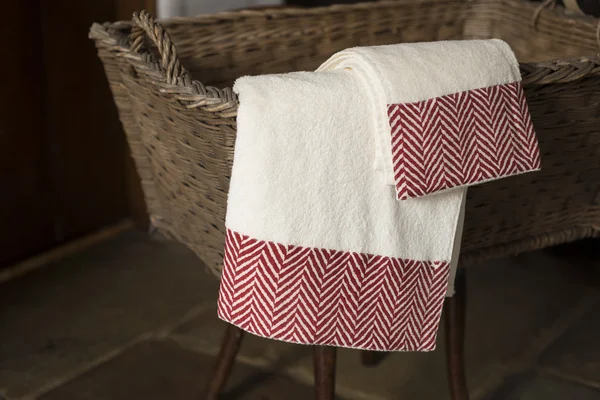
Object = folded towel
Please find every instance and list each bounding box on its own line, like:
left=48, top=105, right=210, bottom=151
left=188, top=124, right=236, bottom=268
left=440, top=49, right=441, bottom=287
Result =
left=318, top=40, right=541, bottom=200
left=217, top=69, right=466, bottom=351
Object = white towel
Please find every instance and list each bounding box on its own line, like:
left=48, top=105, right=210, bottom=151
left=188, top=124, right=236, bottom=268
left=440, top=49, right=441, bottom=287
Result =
left=217, top=40, right=540, bottom=352
left=318, top=40, right=539, bottom=200
left=217, top=70, right=465, bottom=352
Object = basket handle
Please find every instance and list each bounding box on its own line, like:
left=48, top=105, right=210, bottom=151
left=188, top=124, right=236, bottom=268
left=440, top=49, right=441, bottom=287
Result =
left=130, top=10, right=189, bottom=85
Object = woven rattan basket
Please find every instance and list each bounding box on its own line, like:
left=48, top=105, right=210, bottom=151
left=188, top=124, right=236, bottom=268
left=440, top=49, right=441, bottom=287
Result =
left=90, top=0, right=600, bottom=276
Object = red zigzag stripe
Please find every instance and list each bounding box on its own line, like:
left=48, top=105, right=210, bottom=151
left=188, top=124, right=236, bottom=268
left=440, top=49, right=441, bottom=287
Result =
left=218, top=229, right=451, bottom=351
left=387, top=81, right=541, bottom=200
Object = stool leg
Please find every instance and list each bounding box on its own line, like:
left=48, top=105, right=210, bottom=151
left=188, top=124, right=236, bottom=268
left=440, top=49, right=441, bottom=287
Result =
left=204, top=324, right=244, bottom=400
left=444, top=269, right=469, bottom=400
left=314, top=346, right=337, bottom=400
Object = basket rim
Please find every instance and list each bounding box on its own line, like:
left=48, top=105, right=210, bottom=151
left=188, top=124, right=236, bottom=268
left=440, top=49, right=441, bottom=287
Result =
left=89, top=0, right=600, bottom=118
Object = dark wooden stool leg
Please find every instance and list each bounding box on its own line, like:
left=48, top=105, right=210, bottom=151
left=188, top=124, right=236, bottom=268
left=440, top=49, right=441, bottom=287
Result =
left=444, top=268, right=469, bottom=400
left=204, top=324, right=244, bottom=400
left=314, top=346, right=337, bottom=400
left=360, top=350, right=389, bottom=367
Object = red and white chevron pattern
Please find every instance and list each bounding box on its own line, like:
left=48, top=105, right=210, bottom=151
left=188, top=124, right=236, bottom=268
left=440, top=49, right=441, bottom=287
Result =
left=218, top=229, right=451, bottom=351
left=387, top=81, right=541, bottom=200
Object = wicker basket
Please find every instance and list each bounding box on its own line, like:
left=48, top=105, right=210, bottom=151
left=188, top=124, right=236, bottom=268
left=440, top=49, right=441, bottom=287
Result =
left=89, top=0, right=600, bottom=276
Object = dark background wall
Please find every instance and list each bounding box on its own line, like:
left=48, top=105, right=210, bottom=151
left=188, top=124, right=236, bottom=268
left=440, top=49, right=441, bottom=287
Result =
left=1, top=0, right=153, bottom=267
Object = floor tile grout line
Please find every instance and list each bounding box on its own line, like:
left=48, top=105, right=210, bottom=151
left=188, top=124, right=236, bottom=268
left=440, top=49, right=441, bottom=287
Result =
left=470, top=364, right=516, bottom=400
left=521, top=292, right=598, bottom=362
left=18, top=301, right=216, bottom=400
left=167, top=335, right=224, bottom=356
left=19, top=332, right=154, bottom=400
left=153, top=301, right=217, bottom=338
left=469, top=292, right=598, bottom=400
left=537, top=366, right=600, bottom=391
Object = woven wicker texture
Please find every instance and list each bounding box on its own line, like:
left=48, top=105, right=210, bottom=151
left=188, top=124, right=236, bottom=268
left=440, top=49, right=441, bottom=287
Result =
left=89, top=0, right=600, bottom=276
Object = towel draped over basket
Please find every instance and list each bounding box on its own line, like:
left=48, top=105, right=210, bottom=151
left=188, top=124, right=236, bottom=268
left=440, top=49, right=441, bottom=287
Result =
left=217, top=40, right=541, bottom=351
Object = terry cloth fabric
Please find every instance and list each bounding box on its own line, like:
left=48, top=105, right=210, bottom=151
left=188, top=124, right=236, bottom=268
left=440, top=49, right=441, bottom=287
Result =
left=217, top=69, right=467, bottom=352
left=318, top=40, right=541, bottom=200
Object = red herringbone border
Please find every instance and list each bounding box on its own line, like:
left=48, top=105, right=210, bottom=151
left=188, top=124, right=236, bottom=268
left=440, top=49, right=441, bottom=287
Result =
left=388, top=81, right=541, bottom=200
left=218, top=229, right=450, bottom=351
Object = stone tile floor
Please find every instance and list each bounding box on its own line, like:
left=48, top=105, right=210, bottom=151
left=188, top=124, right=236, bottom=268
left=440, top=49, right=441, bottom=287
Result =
left=0, top=230, right=598, bottom=400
